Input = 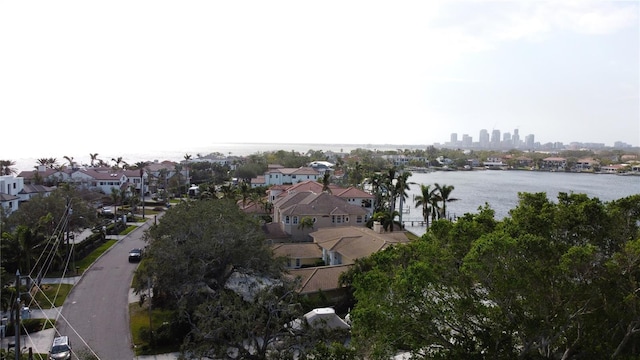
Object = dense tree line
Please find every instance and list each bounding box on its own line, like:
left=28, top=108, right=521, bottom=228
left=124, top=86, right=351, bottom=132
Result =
left=342, top=192, right=640, bottom=359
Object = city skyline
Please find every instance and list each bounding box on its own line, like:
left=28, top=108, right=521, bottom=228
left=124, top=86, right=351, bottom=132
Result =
left=0, top=1, right=638, bottom=158
left=442, top=127, right=635, bottom=150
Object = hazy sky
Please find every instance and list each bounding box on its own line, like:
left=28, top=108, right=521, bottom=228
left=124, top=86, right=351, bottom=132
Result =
left=1, top=0, right=638, bottom=160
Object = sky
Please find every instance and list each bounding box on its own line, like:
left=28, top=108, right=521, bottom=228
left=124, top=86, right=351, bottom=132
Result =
left=1, top=0, right=638, bottom=164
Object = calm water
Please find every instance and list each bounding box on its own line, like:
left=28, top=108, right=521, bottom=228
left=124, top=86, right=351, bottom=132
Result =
left=402, top=170, right=640, bottom=236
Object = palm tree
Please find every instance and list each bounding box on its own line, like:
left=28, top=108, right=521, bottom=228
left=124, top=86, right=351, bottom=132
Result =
left=238, top=181, right=251, bottom=207
left=366, top=172, right=386, bottom=213
left=348, top=161, right=365, bottom=189
left=218, top=184, right=237, bottom=200
left=434, top=183, right=459, bottom=220
left=319, top=172, right=332, bottom=193
left=184, top=154, right=192, bottom=187
left=89, top=153, right=100, bottom=167
left=0, top=160, right=17, bottom=175
left=172, top=164, right=184, bottom=196
left=414, top=184, right=437, bottom=227
left=371, top=210, right=401, bottom=232
left=110, top=188, right=122, bottom=218
left=298, top=217, right=315, bottom=234
left=63, top=155, right=77, bottom=170
left=383, top=167, right=398, bottom=210
left=111, top=157, right=127, bottom=170
left=36, top=158, right=49, bottom=168
left=133, top=161, right=149, bottom=196
left=394, top=170, right=414, bottom=225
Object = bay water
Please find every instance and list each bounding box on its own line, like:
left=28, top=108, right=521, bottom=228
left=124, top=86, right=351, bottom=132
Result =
left=402, top=170, right=640, bottom=236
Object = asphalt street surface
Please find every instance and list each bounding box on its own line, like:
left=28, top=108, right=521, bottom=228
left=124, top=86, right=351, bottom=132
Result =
left=56, top=219, right=153, bottom=359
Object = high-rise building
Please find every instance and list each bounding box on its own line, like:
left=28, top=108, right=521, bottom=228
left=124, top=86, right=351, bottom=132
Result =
left=491, top=129, right=501, bottom=147
left=479, top=129, right=490, bottom=147
left=462, top=134, right=472, bottom=147
left=450, top=133, right=458, bottom=144
left=525, top=134, right=535, bottom=148
left=503, top=132, right=511, bottom=145
left=512, top=129, right=520, bottom=148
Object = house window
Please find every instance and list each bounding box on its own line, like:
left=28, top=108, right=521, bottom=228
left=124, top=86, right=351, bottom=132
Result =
left=293, top=216, right=298, bottom=225
left=285, top=216, right=290, bottom=224
left=356, top=215, right=363, bottom=223
left=295, top=258, right=301, bottom=267
left=292, top=175, right=296, bottom=179
left=345, top=217, right=349, bottom=222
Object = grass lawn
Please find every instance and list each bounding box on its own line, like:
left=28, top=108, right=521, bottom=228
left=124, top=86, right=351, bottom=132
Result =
left=121, top=225, right=138, bottom=235
left=130, top=303, right=180, bottom=356
left=32, top=283, right=73, bottom=308
left=75, top=239, right=118, bottom=273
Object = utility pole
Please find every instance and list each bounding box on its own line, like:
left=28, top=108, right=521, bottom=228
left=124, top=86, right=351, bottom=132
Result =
left=141, top=168, right=145, bottom=218
left=65, top=200, right=72, bottom=265
left=14, top=270, right=20, bottom=360
left=148, top=277, right=153, bottom=345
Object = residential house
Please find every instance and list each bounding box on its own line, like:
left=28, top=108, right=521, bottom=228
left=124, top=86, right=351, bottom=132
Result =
left=67, top=168, right=148, bottom=196
left=514, top=156, right=534, bottom=168
left=380, top=154, right=411, bottom=167
left=270, top=191, right=369, bottom=242
left=18, top=166, right=68, bottom=186
left=0, top=175, right=23, bottom=215
left=272, top=243, right=323, bottom=269
left=189, top=154, right=238, bottom=170
left=0, top=192, right=20, bottom=215
left=308, top=161, right=334, bottom=174
left=252, top=165, right=320, bottom=188
left=575, top=157, right=600, bottom=172
left=541, top=157, right=567, bottom=171
left=19, top=184, right=54, bottom=202
left=145, top=160, right=188, bottom=195
left=0, top=175, right=53, bottom=215
left=283, top=226, right=411, bottom=298
left=269, top=180, right=374, bottom=218
left=311, top=226, right=410, bottom=266
left=601, top=164, right=626, bottom=174
left=288, top=264, right=352, bottom=300
left=483, top=156, right=507, bottom=170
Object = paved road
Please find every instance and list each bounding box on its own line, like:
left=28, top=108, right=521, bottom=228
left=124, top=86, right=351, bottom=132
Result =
left=56, top=220, right=152, bottom=359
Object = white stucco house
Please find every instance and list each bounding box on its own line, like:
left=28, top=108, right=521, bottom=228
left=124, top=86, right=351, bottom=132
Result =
left=251, top=165, right=320, bottom=188
left=0, top=175, right=54, bottom=215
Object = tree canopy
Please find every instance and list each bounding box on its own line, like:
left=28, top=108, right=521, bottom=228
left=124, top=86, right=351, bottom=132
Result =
left=136, top=198, right=345, bottom=359
left=345, top=192, right=640, bottom=359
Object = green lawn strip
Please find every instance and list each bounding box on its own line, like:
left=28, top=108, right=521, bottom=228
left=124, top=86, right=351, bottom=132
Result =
left=32, top=283, right=73, bottom=309
left=121, top=225, right=138, bottom=235
left=75, top=239, right=118, bottom=273
left=0, top=349, right=48, bottom=360
left=130, top=303, right=179, bottom=355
